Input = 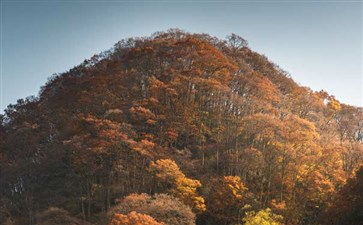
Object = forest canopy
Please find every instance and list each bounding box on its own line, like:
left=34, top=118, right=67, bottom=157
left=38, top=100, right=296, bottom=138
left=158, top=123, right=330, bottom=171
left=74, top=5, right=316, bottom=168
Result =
left=1, top=29, right=362, bottom=225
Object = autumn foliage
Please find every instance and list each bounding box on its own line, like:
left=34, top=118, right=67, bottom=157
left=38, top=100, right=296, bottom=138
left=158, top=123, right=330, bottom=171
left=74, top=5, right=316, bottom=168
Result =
left=109, top=193, right=195, bottom=225
left=1, top=29, right=362, bottom=225
left=109, top=212, right=165, bottom=225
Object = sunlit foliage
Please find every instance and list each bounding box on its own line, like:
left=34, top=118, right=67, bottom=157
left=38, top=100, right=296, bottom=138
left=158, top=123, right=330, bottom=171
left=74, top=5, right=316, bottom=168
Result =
left=1, top=29, right=362, bottom=225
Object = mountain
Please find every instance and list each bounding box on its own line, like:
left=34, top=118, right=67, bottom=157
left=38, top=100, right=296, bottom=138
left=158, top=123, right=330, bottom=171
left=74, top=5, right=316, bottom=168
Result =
left=1, top=29, right=362, bottom=225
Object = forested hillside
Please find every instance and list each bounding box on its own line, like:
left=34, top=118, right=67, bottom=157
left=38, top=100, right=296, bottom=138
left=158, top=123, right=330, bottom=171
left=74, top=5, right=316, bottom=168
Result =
left=1, top=29, right=362, bottom=225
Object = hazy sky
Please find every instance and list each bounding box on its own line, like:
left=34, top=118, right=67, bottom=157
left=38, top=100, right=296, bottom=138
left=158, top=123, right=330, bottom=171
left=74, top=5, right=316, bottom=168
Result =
left=1, top=1, right=362, bottom=111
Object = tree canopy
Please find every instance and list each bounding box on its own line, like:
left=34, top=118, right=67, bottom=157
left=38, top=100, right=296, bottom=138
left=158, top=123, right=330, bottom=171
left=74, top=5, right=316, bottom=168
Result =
left=1, top=29, right=362, bottom=225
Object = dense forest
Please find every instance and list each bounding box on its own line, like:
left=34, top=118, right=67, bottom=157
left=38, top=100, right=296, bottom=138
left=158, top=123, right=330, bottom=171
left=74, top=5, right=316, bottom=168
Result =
left=1, top=29, right=362, bottom=225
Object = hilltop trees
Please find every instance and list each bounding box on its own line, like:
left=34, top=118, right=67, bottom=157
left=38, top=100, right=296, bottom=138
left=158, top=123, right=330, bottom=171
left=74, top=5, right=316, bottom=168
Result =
left=1, top=29, right=362, bottom=225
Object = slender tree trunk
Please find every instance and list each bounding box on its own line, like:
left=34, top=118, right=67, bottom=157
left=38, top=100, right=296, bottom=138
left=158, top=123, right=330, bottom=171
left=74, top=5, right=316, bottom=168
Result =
left=87, top=181, right=91, bottom=218
left=202, top=151, right=205, bottom=169
left=260, top=173, right=264, bottom=207
left=80, top=185, right=86, bottom=221
left=280, top=158, right=286, bottom=202
left=216, top=149, right=219, bottom=173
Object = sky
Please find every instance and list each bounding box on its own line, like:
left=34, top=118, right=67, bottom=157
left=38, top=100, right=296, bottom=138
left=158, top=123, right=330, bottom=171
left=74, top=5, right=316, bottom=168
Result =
left=1, top=0, right=362, bottom=112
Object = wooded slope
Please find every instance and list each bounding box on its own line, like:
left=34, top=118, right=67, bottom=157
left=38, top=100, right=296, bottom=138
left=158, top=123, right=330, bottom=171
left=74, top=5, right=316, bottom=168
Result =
left=1, top=29, right=362, bottom=225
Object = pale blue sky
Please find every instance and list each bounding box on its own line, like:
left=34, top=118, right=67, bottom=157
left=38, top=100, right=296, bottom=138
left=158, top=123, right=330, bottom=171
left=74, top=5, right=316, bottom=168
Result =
left=1, top=1, right=362, bottom=111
